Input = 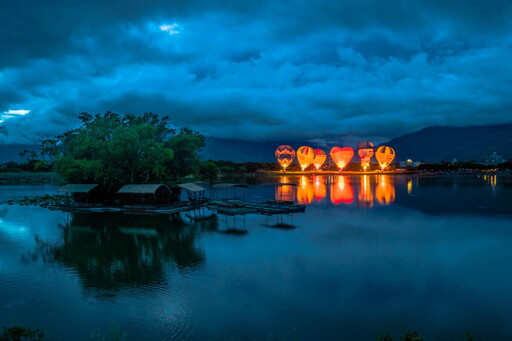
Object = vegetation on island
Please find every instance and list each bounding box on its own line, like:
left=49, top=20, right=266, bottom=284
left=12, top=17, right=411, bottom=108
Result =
left=26, top=112, right=204, bottom=190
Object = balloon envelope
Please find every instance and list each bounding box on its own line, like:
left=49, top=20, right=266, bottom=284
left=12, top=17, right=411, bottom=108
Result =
left=313, top=149, right=327, bottom=170
left=275, top=145, right=295, bottom=170
left=375, top=146, right=395, bottom=169
left=297, top=146, right=315, bottom=170
left=357, top=142, right=374, bottom=170
left=330, top=147, right=354, bottom=170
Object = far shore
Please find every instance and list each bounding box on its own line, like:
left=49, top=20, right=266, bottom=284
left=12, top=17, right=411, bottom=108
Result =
left=0, top=172, right=62, bottom=185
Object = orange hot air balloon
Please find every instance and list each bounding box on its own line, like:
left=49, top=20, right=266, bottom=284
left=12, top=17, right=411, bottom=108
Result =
left=330, top=176, right=354, bottom=204
left=357, top=141, right=374, bottom=171
left=275, top=145, right=295, bottom=171
left=330, top=147, right=354, bottom=171
left=297, top=146, right=315, bottom=171
left=375, top=146, right=395, bottom=170
left=313, top=149, right=327, bottom=171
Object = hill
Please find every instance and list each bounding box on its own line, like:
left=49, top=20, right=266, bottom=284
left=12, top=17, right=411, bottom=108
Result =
left=386, top=123, right=512, bottom=163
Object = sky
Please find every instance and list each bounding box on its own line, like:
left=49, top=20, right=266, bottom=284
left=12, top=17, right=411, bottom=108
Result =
left=1, top=0, right=512, bottom=146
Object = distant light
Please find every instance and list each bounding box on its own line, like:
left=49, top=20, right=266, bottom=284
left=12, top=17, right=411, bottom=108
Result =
left=159, top=23, right=181, bottom=35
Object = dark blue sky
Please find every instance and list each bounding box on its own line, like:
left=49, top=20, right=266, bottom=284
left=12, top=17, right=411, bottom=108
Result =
left=1, top=0, right=511, bottom=146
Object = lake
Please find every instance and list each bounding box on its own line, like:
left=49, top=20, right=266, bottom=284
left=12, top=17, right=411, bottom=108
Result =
left=1, top=174, right=512, bottom=340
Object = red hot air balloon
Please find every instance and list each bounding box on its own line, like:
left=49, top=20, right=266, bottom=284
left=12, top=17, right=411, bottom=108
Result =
left=297, top=146, right=315, bottom=171
left=330, top=147, right=354, bottom=171
left=357, top=141, right=374, bottom=171
left=275, top=145, right=295, bottom=171
left=313, top=149, right=327, bottom=171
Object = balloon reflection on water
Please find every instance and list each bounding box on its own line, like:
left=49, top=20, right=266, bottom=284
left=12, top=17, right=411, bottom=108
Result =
left=279, top=175, right=396, bottom=207
left=330, top=176, right=354, bottom=204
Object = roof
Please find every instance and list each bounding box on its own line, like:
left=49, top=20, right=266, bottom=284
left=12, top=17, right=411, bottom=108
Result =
left=261, top=182, right=297, bottom=187
left=59, top=184, right=99, bottom=193
left=177, top=183, right=206, bottom=192
left=118, top=184, right=169, bottom=194
left=212, top=183, right=249, bottom=188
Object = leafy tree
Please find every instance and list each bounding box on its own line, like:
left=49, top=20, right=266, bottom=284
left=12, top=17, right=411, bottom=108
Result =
left=52, top=112, right=204, bottom=190
left=198, top=161, right=219, bottom=180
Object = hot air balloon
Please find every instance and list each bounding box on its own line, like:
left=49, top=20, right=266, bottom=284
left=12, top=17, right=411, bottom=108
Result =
left=357, top=141, right=374, bottom=171
left=313, top=149, right=327, bottom=171
left=330, top=147, right=354, bottom=171
left=375, top=146, right=395, bottom=170
left=297, top=146, right=315, bottom=171
left=275, top=145, right=295, bottom=171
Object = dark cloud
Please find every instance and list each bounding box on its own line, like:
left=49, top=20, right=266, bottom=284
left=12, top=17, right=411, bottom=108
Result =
left=1, top=0, right=512, bottom=144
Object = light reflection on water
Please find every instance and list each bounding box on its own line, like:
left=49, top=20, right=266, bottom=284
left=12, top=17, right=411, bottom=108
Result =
left=1, top=176, right=512, bottom=340
left=282, top=175, right=398, bottom=207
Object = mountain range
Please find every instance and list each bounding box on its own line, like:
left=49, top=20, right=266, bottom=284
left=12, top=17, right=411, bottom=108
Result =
left=1, top=123, right=511, bottom=164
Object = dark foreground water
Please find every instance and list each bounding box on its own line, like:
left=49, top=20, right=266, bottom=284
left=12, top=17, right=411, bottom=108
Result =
left=1, top=175, right=512, bottom=340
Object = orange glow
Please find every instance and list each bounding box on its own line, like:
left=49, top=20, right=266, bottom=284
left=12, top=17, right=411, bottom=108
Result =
left=330, top=147, right=354, bottom=171
left=357, top=141, right=375, bottom=171
left=375, top=146, right=395, bottom=170
left=297, top=146, right=315, bottom=171
left=313, top=176, right=327, bottom=202
left=297, top=175, right=314, bottom=204
left=407, top=179, right=413, bottom=194
left=313, top=149, right=327, bottom=171
left=358, top=149, right=374, bottom=171
left=357, top=175, right=374, bottom=207
left=375, top=175, right=395, bottom=205
left=330, top=176, right=354, bottom=204
left=276, top=176, right=295, bottom=201
left=275, top=145, right=295, bottom=171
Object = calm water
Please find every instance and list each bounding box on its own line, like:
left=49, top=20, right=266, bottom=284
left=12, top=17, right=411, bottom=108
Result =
left=1, top=175, right=512, bottom=340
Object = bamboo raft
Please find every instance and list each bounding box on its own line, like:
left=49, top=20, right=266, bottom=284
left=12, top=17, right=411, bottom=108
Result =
left=207, top=199, right=306, bottom=215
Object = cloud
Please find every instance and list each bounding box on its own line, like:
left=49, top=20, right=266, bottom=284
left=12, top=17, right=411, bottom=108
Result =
left=0, top=0, right=511, bottom=144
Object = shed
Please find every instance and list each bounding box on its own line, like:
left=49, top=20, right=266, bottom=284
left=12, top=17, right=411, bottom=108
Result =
left=177, top=183, right=206, bottom=202
left=117, top=184, right=171, bottom=205
left=58, top=184, right=105, bottom=204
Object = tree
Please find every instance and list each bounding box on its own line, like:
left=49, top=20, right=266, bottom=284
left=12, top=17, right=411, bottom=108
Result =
left=52, top=112, right=204, bottom=190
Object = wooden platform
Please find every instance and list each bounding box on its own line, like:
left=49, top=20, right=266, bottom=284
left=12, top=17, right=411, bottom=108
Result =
left=207, top=199, right=306, bottom=215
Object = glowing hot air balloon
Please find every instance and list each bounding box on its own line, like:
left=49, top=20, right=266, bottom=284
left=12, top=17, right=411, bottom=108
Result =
left=297, top=146, right=315, bottom=171
left=313, top=149, right=327, bottom=171
left=375, top=146, right=395, bottom=170
left=357, top=141, right=374, bottom=171
left=330, top=147, right=354, bottom=171
left=275, top=145, right=295, bottom=171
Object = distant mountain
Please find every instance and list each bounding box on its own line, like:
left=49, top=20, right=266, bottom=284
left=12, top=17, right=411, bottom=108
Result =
left=386, top=123, right=512, bottom=163
left=0, top=144, right=40, bottom=163
left=2, top=124, right=510, bottom=164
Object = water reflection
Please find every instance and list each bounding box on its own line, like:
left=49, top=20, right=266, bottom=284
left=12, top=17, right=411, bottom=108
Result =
left=29, top=211, right=218, bottom=293
left=357, top=175, right=374, bottom=208
left=330, top=176, right=354, bottom=205
left=279, top=175, right=396, bottom=207
left=375, top=175, right=396, bottom=206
